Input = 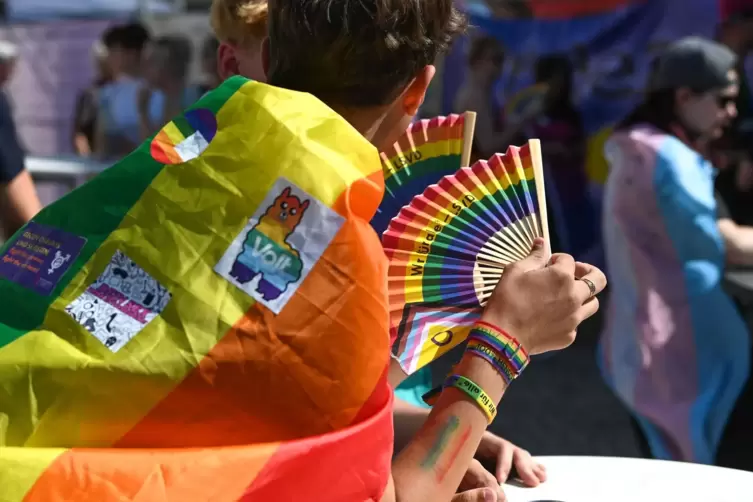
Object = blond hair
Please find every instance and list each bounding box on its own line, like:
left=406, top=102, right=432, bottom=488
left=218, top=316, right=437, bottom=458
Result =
left=210, top=0, right=268, bottom=47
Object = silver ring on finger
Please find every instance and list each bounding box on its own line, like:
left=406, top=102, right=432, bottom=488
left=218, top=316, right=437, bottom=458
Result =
left=580, top=277, right=596, bottom=299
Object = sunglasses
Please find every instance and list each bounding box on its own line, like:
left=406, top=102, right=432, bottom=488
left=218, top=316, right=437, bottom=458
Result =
left=716, top=94, right=737, bottom=108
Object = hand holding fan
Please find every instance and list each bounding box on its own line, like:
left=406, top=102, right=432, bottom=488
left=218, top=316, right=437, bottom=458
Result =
left=382, top=140, right=549, bottom=375
left=371, top=112, right=477, bottom=235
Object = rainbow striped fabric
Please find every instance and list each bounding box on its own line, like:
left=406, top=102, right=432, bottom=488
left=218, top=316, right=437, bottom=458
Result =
left=0, top=77, right=394, bottom=501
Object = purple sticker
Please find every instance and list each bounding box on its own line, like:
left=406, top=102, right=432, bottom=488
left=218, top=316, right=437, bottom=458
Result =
left=0, top=222, right=87, bottom=295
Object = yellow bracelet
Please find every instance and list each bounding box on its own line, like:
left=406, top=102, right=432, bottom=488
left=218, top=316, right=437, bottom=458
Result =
left=445, top=375, right=497, bottom=424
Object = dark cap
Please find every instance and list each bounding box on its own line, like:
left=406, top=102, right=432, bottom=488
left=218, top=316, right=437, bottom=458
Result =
left=721, top=0, right=753, bottom=22
left=650, top=36, right=737, bottom=92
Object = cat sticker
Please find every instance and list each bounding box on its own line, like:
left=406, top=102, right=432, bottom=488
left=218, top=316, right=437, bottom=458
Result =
left=65, top=250, right=171, bottom=352
left=215, top=177, right=344, bottom=314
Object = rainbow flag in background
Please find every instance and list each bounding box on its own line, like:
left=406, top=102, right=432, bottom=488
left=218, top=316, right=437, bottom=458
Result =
left=0, top=77, right=393, bottom=501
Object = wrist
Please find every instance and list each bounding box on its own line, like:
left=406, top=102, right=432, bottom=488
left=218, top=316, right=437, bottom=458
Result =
left=455, top=351, right=508, bottom=405
left=478, top=314, right=532, bottom=354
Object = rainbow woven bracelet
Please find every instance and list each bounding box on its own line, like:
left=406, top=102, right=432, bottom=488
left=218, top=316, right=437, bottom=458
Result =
left=465, top=340, right=516, bottom=384
left=468, top=323, right=530, bottom=374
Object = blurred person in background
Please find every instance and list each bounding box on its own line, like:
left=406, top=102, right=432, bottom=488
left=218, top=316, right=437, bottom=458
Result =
left=455, top=35, right=506, bottom=161
left=72, top=39, right=113, bottom=156
left=95, top=22, right=153, bottom=159
left=137, top=35, right=201, bottom=140
left=600, top=37, right=752, bottom=467
left=211, top=0, right=268, bottom=82
left=0, top=40, right=41, bottom=237
left=526, top=55, right=596, bottom=260
left=714, top=2, right=753, bottom=226
left=199, top=35, right=221, bottom=95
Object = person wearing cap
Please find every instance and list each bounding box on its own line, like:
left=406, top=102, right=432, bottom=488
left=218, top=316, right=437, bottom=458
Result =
left=599, top=37, right=750, bottom=466
left=0, top=40, right=42, bottom=237
left=714, top=3, right=753, bottom=226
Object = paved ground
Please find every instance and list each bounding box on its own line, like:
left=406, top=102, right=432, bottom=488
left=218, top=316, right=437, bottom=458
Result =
left=472, top=303, right=648, bottom=458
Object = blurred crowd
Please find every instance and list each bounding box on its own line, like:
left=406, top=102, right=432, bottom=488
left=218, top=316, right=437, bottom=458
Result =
left=72, top=21, right=221, bottom=160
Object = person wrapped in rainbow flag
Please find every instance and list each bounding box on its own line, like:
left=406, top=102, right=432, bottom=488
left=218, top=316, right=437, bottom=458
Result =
left=0, top=1, right=606, bottom=500
left=211, top=0, right=550, bottom=492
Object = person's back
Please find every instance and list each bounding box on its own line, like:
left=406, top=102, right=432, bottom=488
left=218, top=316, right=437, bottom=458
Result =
left=96, top=23, right=156, bottom=157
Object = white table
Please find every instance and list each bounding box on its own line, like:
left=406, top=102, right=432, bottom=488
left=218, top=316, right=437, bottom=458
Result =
left=504, top=456, right=753, bottom=502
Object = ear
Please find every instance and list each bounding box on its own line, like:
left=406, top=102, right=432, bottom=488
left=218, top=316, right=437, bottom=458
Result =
left=300, top=199, right=310, bottom=212
left=401, top=65, right=436, bottom=116
left=262, top=37, right=270, bottom=79
left=217, top=42, right=240, bottom=80
left=281, top=186, right=291, bottom=197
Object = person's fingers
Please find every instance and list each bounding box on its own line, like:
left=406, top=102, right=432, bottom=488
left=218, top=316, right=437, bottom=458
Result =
left=576, top=297, right=600, bottom=323
left=458, top=459, right=488, bottom=492
left=575, top=264, right=607, bottom=294
left=512, top=449, right=540, bottom=487
left=510, top=238, right=548, bottom=273
left=572, top=269, right=607, bottom=304
left=548, top=253, right=576, bottom=275
left=451, top=487, right=502, bottom=502
left=574, top=261, right=593, bottom=278
left=495, top=443, right=515, bottom=483
left=533, top=462, right=548, bottom=482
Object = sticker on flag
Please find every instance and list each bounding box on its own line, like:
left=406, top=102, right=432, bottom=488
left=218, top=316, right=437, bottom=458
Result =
left=150, top=108, right=218, bottom=165
left=65, top=250, right=171, bottom=352
left=215, top=177, right=344, bottom=314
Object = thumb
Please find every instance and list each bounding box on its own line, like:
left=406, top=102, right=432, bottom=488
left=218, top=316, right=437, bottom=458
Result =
left=513, top=238, right=548, bottom=273
left=452, top=487, right=500, bottom=502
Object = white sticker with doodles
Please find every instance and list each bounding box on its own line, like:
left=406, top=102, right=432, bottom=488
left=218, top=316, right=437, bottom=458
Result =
left=215, top=177, right=344, bottom=314
left=65, top=250, right=171, bottom=352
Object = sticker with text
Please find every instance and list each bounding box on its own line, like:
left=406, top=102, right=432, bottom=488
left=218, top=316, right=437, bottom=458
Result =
left=215, top=177, right=344, bottom=314
left=0, top=221, right=87, bottom=295
left=65, top=250, right=171, bottom=352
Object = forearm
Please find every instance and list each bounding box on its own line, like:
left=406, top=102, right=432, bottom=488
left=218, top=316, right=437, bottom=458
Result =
left=392, top=397, right=431, bottom=454
left=391, top=352, right=507, bottom=501
left=2, top=170, right=41, bottom=237
left=74, top=133, right=92, bottom=156
left=719, top=219, right=753, bottom=266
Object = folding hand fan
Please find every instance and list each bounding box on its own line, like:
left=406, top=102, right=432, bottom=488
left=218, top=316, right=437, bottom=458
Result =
left=504, top=84, right=549, bottom=123
left=382, top=139, right=550, bottom=376
left=371, top=112, right=477, bottom=235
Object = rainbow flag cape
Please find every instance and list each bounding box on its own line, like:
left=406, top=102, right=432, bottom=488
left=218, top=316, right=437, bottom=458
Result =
left=0, top=76, right=394, bottom=501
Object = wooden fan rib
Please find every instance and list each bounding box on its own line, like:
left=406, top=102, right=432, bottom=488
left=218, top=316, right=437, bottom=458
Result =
left=485, top=232, right=531, bottom=261
left=475, top=238, right=523, bottom=264
left=525, top=139, right=550, bottom=253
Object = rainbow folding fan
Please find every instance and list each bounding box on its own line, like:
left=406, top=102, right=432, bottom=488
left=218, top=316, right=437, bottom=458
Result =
left=382, top=139, right=549, bottom=375
left=371, top=112, right=477, bottom=235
